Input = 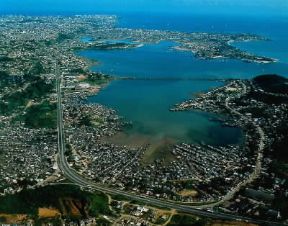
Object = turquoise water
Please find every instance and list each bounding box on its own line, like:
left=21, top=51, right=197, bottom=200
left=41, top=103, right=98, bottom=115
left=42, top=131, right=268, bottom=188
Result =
left=232, top=40, right=288, bottom=64
left=79, top=41, right=248, bottom=145
left=77, top=15, right=288, bottom=145
left=81, top=37, right=94, bottom=43
left=117, top=13, right=288, bottom=65
left=80, top=41, right=288, bottom=79
left=89, top=79, right=242, bottom=145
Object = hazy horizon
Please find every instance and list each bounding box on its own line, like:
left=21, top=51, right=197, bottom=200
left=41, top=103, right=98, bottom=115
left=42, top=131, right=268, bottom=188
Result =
left=0, top=0, right=287, bottom=17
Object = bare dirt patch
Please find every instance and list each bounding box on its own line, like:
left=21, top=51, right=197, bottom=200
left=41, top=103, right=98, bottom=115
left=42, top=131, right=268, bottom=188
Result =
left=0, top=214, right=27, bottom=224
left=38, top=208, right=61, bottom=218
left=59, top=198, right=87, bottom=218
left=76, top=75, right=87, bottom=81
left=178, top=189, right=199, bottom=197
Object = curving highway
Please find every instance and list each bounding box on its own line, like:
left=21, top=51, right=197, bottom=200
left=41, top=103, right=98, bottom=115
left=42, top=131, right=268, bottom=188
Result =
left=55, top=64, right=284, bottom=226
left=209, top=81, right=265, bottom=207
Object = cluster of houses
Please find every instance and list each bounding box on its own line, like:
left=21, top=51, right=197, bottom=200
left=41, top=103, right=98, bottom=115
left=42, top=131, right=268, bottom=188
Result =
left=0, top=125, right=58, bottom=195
left=173, top=78, right=288, bottom=221
left=0, top=14, right=287, bottom=224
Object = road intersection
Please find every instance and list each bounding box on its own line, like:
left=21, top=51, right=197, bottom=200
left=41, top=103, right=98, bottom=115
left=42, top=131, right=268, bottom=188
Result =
left=55, top=65, right=284, bottom=226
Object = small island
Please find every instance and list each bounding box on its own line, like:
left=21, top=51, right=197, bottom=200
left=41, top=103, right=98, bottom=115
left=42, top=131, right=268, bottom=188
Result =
left=0, top=14, right=286, bottom=225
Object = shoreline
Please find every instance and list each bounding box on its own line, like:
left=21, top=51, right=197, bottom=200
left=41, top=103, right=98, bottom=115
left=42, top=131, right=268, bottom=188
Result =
left=75, top=45, right=245, bottom=147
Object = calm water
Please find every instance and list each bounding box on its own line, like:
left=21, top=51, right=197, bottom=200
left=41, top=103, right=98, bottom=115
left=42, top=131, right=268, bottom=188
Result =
left=90, top=79, right=244, bottom=145
left=81, top=41, right=288, bottom=79
left=78, top=14, right=288, bottom=145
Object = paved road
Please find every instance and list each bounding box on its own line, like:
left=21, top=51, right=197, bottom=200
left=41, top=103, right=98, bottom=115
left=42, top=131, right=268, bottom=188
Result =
left=55, top=66, right=284, bottom=226
left=210, top=81, right=265, bottom=206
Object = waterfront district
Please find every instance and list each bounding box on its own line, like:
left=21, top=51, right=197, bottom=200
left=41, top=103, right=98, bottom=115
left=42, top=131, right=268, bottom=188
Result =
left=0, top=15, right=287, bottom=225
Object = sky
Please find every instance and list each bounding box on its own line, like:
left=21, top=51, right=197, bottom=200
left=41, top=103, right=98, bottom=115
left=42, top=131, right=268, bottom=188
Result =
left=0, top=0, right=287, bottom=16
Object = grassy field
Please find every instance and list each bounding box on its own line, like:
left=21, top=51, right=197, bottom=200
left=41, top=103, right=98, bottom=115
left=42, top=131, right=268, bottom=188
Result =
left=167, top=214, right=208, bottom=226
left=0, top=71, right=10, bottom=89
left=0, top=184, right=111, bottom=219
left=89, top=192, right=111, bottom=216
left=21, top=100, right=57, bottom=129
left=1, top=77, right=54, bottom=115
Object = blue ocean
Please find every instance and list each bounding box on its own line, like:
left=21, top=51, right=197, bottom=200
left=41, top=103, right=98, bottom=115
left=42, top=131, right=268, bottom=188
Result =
left=76, top=13, right=288, bottom=145
left=2, top=2, right=286, bottom=145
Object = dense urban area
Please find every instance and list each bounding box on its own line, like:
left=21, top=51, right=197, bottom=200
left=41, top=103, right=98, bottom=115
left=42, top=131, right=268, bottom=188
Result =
left=0, top=15, right=287, bottom=226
